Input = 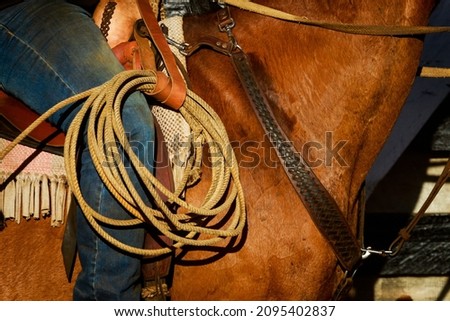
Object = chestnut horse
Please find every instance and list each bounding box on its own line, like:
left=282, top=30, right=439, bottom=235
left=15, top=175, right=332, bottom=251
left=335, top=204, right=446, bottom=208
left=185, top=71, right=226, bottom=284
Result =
left=170, top=0, right=437, bottom=300
left=0, top=0, right=437, bottom=300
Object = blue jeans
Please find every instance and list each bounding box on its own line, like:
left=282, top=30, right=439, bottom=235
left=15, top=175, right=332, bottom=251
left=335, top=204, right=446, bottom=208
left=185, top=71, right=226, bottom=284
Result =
left=0, top=0, right=155, bottom=300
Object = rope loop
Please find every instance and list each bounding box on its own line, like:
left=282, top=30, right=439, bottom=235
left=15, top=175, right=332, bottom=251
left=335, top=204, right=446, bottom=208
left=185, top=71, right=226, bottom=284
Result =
left=1, top=69, right=246, bottom=257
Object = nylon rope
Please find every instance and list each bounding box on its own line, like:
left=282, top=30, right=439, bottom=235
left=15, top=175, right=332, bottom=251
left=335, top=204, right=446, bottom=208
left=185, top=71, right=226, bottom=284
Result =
left=0, top=69, right=246, bottom=257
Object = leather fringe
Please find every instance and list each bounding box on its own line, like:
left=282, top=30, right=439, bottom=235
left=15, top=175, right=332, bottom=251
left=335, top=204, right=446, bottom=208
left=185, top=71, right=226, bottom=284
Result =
left=0, top=171, right=71, bottom=226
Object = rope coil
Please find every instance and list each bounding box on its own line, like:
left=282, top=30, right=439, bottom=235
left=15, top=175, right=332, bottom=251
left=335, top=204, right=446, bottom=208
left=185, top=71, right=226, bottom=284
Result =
left=1, top=69, right=246, bottom=257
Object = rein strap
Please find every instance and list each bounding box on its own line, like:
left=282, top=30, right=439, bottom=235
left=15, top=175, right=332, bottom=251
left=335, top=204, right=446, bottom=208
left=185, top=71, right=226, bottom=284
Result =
left=230, top=49, right=361, bottom=272
left=219, top=0, right=450, bottom=36
left=209, top=7, right=362, bottom=272
left=136, top=0, right=186, bottom=109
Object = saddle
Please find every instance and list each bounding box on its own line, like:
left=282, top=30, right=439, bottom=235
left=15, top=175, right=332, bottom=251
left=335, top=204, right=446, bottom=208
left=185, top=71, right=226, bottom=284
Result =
left=0, top=0, right=184, bottom=300
left=0, top=91, right=65, bottom=154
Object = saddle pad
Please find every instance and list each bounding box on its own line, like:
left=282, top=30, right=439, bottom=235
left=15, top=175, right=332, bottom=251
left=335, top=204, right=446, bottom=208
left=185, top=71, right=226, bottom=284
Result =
left=0, top=138, right=70, bottom=226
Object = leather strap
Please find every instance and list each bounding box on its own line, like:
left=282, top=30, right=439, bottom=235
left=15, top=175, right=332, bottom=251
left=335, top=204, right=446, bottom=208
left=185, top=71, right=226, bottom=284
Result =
left=221, top=0, right=450, bottom=36
left=213, top=7, right=362, bottom=271
left=136, top=0, right=186, bottom=110
left=0, top=91, right=65, bottom=147
left=230, top=50, right=361, bottom=271
left=133, top=20, right=156, bottom=70
left=61, top=194, right=78, bottom=282
left=179, top=7, right=362, bottom=271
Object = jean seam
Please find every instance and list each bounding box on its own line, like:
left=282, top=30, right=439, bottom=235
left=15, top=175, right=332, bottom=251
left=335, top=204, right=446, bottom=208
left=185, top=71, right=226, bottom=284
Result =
left=0, top=24, right=76, bottom=97
left=92, top=182, right=105, bottom=301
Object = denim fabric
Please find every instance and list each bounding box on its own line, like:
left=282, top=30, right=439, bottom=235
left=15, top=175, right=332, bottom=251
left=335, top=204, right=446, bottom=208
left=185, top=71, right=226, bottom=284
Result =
left=0, top=0, right=155, bottom=300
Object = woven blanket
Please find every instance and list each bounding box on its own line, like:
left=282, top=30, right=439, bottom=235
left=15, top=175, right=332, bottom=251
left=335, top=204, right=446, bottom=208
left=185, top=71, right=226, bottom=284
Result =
left=0, top=138, right=70, bottom=226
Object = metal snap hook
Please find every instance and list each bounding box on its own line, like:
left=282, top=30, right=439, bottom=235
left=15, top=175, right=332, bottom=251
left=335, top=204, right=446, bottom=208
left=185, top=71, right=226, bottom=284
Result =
left=361, top=246, right=394, bottom=259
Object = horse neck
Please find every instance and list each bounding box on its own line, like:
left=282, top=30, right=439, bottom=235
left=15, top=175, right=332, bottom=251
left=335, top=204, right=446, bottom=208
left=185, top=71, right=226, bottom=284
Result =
left=251, top=0, right=436, bottom=21
left=229, top=0, right=436, bottom=212
left=184, top=0, right=436, bottom=215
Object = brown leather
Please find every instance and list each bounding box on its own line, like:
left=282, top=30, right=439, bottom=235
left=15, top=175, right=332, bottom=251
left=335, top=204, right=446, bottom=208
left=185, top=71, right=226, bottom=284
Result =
left=141, top=112, right=175, bottom=283
left=112, top=41, right=143, bottom=71
left=181, top=35, right=235, bottom=56
left=136, top=0, right=186, bottom=110
left=0, top=91, right=65, bottom=147
left=230, top=49, right=361, bottom=273
left=142, top=234, right=173, bottom=281
left=133, top=21, right=157, bottom=71
left=152, top=71, right=175, bottom=104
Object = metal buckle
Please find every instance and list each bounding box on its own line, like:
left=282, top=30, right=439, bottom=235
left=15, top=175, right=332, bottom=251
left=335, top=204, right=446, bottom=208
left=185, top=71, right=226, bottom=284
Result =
left=217, top=7, right=241, bottom=53
left=136, top=19, right=150, bottom=38
left=217, top=7, right=236, bottom=33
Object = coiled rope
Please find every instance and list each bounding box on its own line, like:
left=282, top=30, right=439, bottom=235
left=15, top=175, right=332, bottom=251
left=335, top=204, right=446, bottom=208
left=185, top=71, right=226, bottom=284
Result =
left=0, top=69, right=246, bottom=257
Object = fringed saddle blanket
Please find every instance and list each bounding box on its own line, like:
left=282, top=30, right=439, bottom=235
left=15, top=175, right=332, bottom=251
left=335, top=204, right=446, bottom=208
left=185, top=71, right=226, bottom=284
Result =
left=0, top=138, right=70, bottom=226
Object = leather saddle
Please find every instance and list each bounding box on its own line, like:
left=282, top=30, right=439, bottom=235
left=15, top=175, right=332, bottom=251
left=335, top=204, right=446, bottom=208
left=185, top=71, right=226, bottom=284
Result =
left=0, top=91, right=65, bottom=154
